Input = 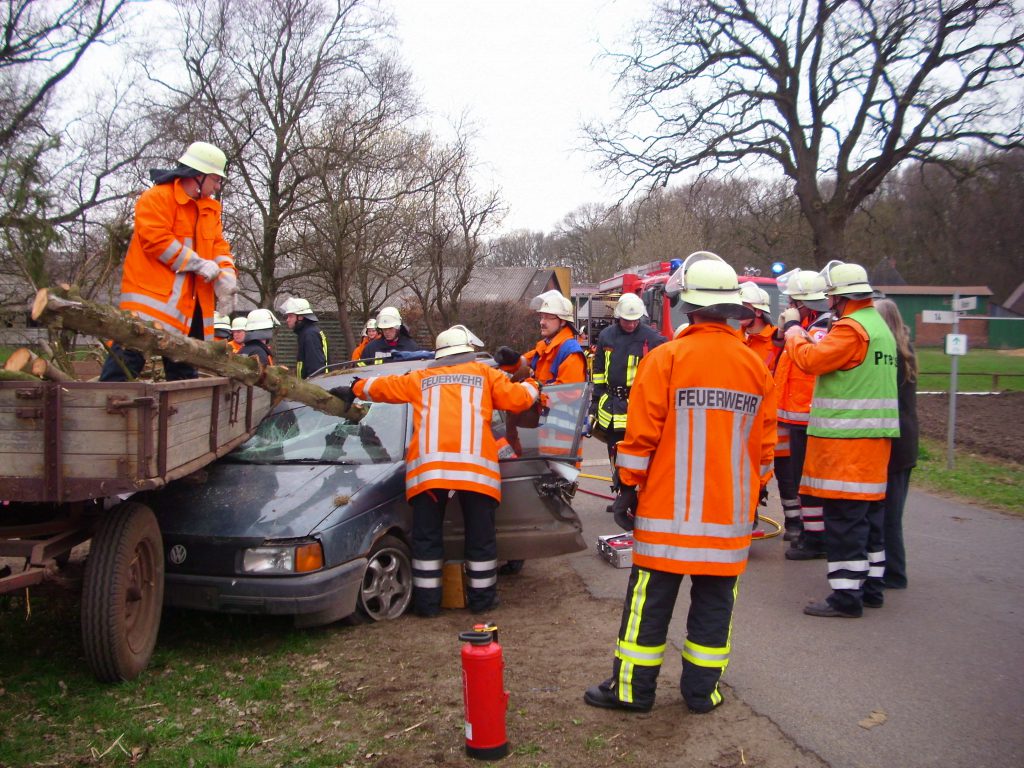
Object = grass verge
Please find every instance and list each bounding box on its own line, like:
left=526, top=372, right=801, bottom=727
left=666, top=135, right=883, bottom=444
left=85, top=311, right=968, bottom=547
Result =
left=913, top=436, right=1024, bottom=515
left=916, top=348, right=1024, bottom=392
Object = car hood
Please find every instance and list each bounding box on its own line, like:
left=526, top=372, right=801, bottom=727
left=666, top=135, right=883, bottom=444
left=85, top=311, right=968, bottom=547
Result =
left=147, top=460, right=399, bottom=540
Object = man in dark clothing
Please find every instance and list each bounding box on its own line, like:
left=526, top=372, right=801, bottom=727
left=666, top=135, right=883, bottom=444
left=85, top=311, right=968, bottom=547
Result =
left=589, top=292, right=666, bottom=464
left=281, top=297, right=328, bottom=379
left=361, top=306, right=421, bottom=363
left=239, top=308, right=277, bottom=366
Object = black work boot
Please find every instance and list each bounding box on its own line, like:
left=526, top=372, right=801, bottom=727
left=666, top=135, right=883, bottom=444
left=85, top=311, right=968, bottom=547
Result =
left=583, top=679, right=652, bottom=712
left=785, top=533, right=826, bottom=560
left=782, top=516, right=803, bottom=542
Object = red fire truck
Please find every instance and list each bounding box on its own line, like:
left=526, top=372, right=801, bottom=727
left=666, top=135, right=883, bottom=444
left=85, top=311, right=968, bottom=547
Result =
left=585, top=260, right=782, bottom=338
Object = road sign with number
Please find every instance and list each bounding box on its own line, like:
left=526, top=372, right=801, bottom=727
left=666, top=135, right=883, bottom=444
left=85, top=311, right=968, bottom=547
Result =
left=953, top=296, right=977, bottom=312
left=923, top=310, right=955, bottom=324
left=945, top=333, right=968, bottom=356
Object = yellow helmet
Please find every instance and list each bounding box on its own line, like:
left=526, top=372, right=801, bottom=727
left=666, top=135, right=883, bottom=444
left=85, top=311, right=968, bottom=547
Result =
left=178, top=141, right=227, bottom=177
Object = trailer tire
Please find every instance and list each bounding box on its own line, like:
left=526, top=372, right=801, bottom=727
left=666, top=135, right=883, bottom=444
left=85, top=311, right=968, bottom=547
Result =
left=81, top=502, right=164, bottom=682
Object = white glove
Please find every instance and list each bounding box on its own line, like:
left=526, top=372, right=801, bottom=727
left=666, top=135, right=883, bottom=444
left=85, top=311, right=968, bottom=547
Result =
left=779, top=307, right=801, bottom=327
left=183, top=256, right=221, bottom=282
left=784, top=324, right=808, bottom=341
left=215, top=271, right=238, bottom=315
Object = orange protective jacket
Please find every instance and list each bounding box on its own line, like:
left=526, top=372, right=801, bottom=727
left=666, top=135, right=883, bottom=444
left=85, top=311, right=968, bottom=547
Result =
left=228, top=340, right=242, bottom=354
left=773, top=315, right=826, bottom=425
left=616, top=323, right=777, bottom=576
left=353, top=360, right=539, bottom=502
left=786, top=298, right=892, bottom=501
left=744, top=324, right=779, bottom=371
left=524, top=326, right=586, bottom=384
left=119, top=178, right=234, bottom=339
left=350, top=336, right=370, bottom=361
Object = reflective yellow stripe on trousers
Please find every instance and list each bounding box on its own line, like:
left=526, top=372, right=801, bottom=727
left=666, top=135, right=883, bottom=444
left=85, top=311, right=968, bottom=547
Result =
left=615, top=569, right=665, bottom=704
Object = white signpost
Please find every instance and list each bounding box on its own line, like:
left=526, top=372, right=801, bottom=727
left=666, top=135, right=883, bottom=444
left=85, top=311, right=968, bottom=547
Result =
left=945, top=333, right=968, bottom=356
left=923, top=309, right=955, bottom=324
left=953, top=296, right=978, bottom=312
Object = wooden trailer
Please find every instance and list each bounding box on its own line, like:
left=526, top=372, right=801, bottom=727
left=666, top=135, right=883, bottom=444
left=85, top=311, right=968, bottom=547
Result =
left=0, top=376, right=272, bottom=682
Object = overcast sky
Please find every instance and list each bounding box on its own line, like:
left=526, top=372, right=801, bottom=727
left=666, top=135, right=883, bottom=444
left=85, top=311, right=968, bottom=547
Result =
left=388, top=0, right=647, bottom=235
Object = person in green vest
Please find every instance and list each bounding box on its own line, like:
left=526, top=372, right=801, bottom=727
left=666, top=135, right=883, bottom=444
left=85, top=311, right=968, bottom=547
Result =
left=783, top=261, right=899, bottom=618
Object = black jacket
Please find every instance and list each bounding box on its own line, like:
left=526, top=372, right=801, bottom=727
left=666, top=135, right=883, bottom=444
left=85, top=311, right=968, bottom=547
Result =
left=294, top=318, right=328, bottom=379
left=362, top=327, right=421, bottom=362
left=888, top=346, right=919, bottom=472
left=591, top=321, right=666, bottom=422
left=239, top=339, right=273, bottom=367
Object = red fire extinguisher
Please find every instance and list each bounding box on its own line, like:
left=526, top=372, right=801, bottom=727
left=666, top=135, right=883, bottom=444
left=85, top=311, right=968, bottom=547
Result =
left=459, top=624, right=509, bottom=760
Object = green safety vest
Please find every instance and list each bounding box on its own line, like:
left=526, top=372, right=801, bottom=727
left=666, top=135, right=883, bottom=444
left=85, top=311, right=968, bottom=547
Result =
left=808, top=307, right=900, bottom=438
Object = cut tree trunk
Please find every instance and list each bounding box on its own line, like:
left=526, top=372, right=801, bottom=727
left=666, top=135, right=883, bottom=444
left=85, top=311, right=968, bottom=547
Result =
left=31, top=286, right=351, bottom=417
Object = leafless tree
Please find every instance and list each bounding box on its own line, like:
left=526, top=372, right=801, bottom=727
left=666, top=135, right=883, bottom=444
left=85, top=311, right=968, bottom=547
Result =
left=403, top=133, right=504, bottom=336
left=157, top=0, right=390, bottom=308
left=590, top=0, right=1024, bottom=265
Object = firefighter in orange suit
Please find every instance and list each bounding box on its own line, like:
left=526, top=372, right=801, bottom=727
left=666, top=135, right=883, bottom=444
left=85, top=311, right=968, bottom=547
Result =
left=784, top=261, right=898, bottom=618
left=738, top=283, right=778, bottom=369
left=350, top=319, right=379, bottom=361
left=100, top=142, right=237, bottom=381
left=334, top=325, right=539, bottom=617
left=773, top=269, right=832, bottom=547
left=584, top=252, right=776, bottom=715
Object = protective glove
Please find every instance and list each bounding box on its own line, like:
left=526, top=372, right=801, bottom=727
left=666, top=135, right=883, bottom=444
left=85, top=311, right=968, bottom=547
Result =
left=784, top=324, right=808, bottom=341
left=779, top=307, right=802, bottom=329
left=607, top=485, right=638, bottom=531
left=758, top=484, right=768, bottom=507
left=330, top=380, right=360, bottom=410
left=610, top=465, right=622, bottom=493
left=214, top=271, right=238, bottom=315
left=583, top=413, right=595, bottom=438
left=494, top=346, right=522, bottom=367
left=182, top=256, right=222, bottom=282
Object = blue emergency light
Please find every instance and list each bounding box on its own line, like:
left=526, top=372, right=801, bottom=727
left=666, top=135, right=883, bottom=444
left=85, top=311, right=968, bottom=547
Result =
left=669, top=258, right=683, bottom=272
left=771, top=261, right=786, bottom=275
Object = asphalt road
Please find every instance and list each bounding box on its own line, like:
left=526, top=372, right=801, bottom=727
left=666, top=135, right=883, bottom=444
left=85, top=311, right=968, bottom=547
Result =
left=567, top=438, right=1024, bottom=768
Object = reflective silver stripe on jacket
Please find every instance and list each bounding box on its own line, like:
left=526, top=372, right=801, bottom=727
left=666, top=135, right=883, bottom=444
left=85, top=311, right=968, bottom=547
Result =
left=407, top=452, right=500, bottom=476
left=801, top=476, right=888, bottom=495
left=809, top=415, right=901, bottom=431
left=616, top=452, right=649, bottom=471
left=633, top=540, right=749, bottom=564
left=636, top=516, right=752, bottom=540
left=813, top=397, right=899, bottom=410
left=778, top=409, right=809, bottom=423
left=410, top=468, right=501, bottom=493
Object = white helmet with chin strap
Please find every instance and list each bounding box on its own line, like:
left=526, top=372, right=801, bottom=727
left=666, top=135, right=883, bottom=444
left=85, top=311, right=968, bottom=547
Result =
left=613, top=292, right=647, bottom=321
left=664, top=251, right=750, bottom=319
left=376, top=306, right=402, bottom=329
left=280, top=296, right=318, bottom=321
left=777, top=268, right=830, bottom=311
left=820, top=260, right=874, bottom=297
left=179, top=141, right=227, bottom=177
left=530, top=290, right=574, bottom=323
left=434, top=324, right=484, bottom=359
left=738, top=282, right=771, bottom=313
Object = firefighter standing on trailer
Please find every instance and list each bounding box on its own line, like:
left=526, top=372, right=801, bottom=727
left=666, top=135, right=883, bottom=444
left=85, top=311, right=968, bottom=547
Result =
left=333, top=325, right=540, bottom=617
left=589, top=292, right=666, bottom=463
left=784, top=261, right=898, bottom=618
left=100, top=141, right=238, bottom=382
left=584, top=252, right=776, bottom=714
left=773, top=270, right=832, bottom=548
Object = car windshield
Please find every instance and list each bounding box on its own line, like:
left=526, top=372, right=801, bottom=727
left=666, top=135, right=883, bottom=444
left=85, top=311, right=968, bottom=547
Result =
left=228, top=399, right=407, bottom=465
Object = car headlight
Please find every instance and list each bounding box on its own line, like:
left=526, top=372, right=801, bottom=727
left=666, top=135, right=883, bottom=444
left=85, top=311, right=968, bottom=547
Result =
left=242, top=541, right=324, bottom=574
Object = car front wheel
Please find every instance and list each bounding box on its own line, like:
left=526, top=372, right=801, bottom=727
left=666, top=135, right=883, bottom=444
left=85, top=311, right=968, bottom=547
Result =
left=358, top=535, right=413, bottom=621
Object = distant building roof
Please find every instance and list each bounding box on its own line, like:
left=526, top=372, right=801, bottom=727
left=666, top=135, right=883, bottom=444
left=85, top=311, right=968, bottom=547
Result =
left=461, top=267, right=561, bottom=304
left=1003, top=281, right=1024, bottom=315
left=875, top=285, right=993, bottom=296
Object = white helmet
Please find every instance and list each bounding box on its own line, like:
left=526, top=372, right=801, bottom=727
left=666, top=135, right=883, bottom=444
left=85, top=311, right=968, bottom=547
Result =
left=613, top=292, right=647, bottom=321
left=664, top=251, right=749, bottom=318
left=364, top=319, right=377, bottom=334
left=777, top=268, right=829, bottom=310
left=820, top=260, right=873, bottom=297
left=530, top=290, right=574, bottom=323
left=376, top=306, right=402, bottom=329
left=738, top=282, right=771, bottom=313
left=245, top=308, right=280, bottom=340
left=673, top=322, right=690, bottom=339
left=280, top=296, right=318, bottom=321
left=231, top=316, right=248, bottom=332
left=213, top=312, right=231, bottom=333
left=179, top=141, right=227, bottom=177
left=434, top=324, right=484, bottom=359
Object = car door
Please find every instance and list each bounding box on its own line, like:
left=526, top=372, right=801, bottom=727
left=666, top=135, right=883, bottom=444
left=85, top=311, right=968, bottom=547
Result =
left=442, top=381, right=591, bottom=561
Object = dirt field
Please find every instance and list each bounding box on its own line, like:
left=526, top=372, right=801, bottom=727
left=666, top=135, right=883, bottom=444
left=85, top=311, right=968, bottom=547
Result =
left=916, top=391, right=1024, bottom=463
left=256, top=554, right=828, bottom=768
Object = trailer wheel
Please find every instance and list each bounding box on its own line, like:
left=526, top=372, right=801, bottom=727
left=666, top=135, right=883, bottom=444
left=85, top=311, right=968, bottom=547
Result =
left=81, top=502, right=164, bottom=682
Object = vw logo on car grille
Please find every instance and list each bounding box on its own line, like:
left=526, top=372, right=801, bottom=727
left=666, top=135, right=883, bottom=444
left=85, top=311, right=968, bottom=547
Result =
left=168, top=544, right=187, bottom=565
